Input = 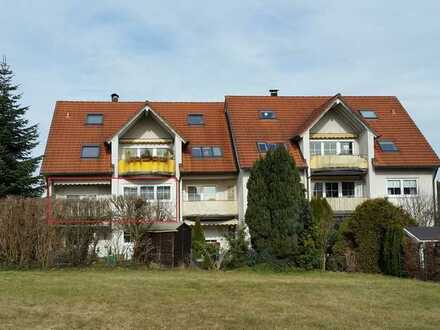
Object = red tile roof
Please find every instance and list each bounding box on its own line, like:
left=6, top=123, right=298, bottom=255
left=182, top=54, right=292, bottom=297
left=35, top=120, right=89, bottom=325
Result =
left=42, top=95, right=439, bottom=176
left=226, top=95, right=440, bottom=169
left=41, top=101, right=237, bottom=175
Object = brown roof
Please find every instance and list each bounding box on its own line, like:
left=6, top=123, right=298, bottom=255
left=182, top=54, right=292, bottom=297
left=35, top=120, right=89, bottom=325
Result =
left=41, top=101, right=237, bottom=175
left=226, top=95, right=440, bottom=169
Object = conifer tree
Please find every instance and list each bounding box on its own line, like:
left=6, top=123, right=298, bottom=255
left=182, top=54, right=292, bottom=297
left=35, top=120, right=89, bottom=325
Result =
left=0, top=57, right=42, bottom=197
left=245, top=146, right=318, bottom=267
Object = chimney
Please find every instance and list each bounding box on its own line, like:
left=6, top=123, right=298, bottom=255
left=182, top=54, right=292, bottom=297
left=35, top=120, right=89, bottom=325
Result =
left=111, top=93, right=119, bottom=102
left=269, top=89, right=279, bottom=97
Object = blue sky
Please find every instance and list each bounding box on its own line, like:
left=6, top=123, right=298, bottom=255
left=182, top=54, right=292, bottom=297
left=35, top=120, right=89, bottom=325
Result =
left=2, top=1, right=440, bottom=159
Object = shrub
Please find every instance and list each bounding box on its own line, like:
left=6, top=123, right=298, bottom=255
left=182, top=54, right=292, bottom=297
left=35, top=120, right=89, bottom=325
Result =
left=222, top=226, right=252, bottom=269
left=343, top=198, right=415, bottom=274
left=310, top=198, right=335, bottom=271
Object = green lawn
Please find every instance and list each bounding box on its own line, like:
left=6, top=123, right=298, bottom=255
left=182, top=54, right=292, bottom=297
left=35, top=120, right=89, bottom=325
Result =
left=0, top=268, right=439, bottom=329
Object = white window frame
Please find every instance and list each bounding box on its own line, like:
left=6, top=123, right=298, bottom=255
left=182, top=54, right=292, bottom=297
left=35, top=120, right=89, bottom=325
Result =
left=186, top=185, right=217, bottom=201
left=309, top=140, right=356, bottom=156
left=121, top=145, right=172, bottom=160
left=312, top=181, right=359, bottom=198
left=386, top=178, right=418, bottom=197
left=122, top=184, right=172, bottom=201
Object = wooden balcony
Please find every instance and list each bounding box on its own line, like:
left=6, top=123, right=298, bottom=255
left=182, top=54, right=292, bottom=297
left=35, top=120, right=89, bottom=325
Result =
left=183, top=200, right=238, bottom=217
left=326, top=197, right=367, bottom=212
left=310, top=155, right=368, bottom=170
left=118, top=159, right=175, bottom=176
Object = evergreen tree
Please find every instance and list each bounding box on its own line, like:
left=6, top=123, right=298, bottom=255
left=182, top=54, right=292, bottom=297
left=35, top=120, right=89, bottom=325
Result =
left=245, top=146, right=318, bottom=267
left=191, top=218, right=206, bottom=260
left=310, top=198, right=335, bottom=271
left=0, top=57, right=42, bottom=197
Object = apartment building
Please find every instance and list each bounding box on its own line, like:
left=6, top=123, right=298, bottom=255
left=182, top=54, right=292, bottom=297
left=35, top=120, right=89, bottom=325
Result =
left=42, top=92, right=440, bottom=249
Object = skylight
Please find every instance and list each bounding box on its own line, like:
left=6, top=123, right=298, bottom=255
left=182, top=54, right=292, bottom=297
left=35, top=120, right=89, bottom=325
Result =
left=379, top=140, right=398, bottom=152
left=81, top=145, right=100, bottom=158
left=86, top=113, right=103, bottom=125
left=188, top=114, right=204, bottom=125
left=257, top=142, right=285, bottom=153
left=360, top=110, right=378, bottom=119
left=259, top=110, right=276, bottom=120
left=191, top=146, right=223, bottom=158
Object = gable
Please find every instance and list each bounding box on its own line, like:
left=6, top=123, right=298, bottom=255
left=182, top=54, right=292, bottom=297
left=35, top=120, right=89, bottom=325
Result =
left=310, top=106, right=358, bottom=135
left=121, top=112, right=173, bottom=140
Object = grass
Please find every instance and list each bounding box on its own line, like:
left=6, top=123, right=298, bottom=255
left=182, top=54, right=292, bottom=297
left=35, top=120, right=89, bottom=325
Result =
left=0, top=268, right=439, bottom=329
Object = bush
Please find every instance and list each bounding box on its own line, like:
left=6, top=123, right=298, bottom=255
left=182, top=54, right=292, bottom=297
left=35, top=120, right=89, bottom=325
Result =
left=343, top=198, right=415, bottom=274
left=222, top=226, right=253, bottom=269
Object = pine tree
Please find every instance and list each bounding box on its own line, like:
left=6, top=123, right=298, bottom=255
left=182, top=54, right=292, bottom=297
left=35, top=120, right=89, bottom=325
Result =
left=0, top=57, right=42, bottom=197
left=245, top=146, right=318, bottom=267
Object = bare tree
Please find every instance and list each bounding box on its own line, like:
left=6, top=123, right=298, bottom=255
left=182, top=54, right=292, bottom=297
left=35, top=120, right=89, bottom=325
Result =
left=400, top=195, right=436, bottom=227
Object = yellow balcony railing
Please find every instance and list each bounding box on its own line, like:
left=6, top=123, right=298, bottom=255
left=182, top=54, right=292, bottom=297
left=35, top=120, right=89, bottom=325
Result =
left=310, top=155, right=368, bottom=170
left=118, top=159, right=175, bottom=175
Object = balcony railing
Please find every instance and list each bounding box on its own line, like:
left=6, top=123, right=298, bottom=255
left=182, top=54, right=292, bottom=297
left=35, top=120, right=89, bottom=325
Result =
left=310, top=155, right=368, bottom=170
left=183, top=200, right=238, bottom=217
left=326, top=197, right=367, bottom=212
left=118, top=158, right=175, bottom=175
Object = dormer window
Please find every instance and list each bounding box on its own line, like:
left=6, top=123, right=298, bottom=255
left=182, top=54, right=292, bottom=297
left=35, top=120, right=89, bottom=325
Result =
left=360, top=110, right=378, bottom=119
left=259, top=110, right=276, bottom=120
left=188, top=114, right=204, bottom=125
left=81, top=145, right=100, bottom=158
left=379, top=140, right=398, bottom=152
left=86, top=113, right=103, bottom=125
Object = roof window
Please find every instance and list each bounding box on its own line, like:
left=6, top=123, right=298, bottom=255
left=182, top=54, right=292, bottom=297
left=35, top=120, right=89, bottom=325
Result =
left=191, top=146, right=223, bottom=158
left=360, top=110, right=378, bottom=119
left=378, top=140, right=398, bottom=152
left=259, top=110, right=276, bottom=120
left=86, top=113, right=103, bottom=125
left=81, top=145, right=100, bottom=158
left=188, top=114, right=204, bottom=125
left=257, top=142, right=285, bottom=153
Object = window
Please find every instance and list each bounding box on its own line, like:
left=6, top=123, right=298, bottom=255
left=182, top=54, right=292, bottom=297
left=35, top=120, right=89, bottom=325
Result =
left=342, top=182, right=355, bottom=197
left=81, top=145, right=100, bottom=158
left=387, top=180, right=401, bottom=195
left=123, top=148, right=137, bottom=160
left=259, top=110, right=276, bottom=119
left=187, top=186, right=216, bottom=201
left=403, top=180, right=417, bottom=195
left=86, top=113, right=103, bottom=125
left=340, top=142, right=353, bottom=155
left=379, top=140, right=398, bottom=152
left=227, top=186, right=236, bottom=201
left=124, top=187, right=138, bottom=197
left=360, top=110, right=378, bottom=119
left=191, top=147, right=223, bottom=158
left=187, top=186, right=201, bottom=201
left=156, top=148, right=169, bottom=158
left=325, top=182, right=339, bottom=197
left=257, top=142, right=285, bottom=153
left=157, top=186, right=171, bottom=200
left=139, top=148, right=153, bottom=159
left=140, top=186, right=155, bottom=200
left=188, top=114, right=204, bottom=125
left=313, top=182, right=323, bottom=198
left=123, top=231, right=132, bottom=243
left=203, top=186, right=216, bottom=201
left=310, top=141, right=322, bottom=156
left=323, top=141, right=337, bottom=155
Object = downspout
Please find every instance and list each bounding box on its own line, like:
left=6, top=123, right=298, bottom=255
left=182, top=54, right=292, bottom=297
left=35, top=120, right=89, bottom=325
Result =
left=433, top=167, right=439, bottom=225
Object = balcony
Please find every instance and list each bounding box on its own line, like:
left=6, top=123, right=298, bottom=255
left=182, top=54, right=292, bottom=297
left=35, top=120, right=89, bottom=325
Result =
left=183, top=200, right=238, bottom=217
left=310, top=155, right=368, bottom=170
left=118, top=158, right=175, bottom=176
left=326, top=197, right=367, bottom=212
